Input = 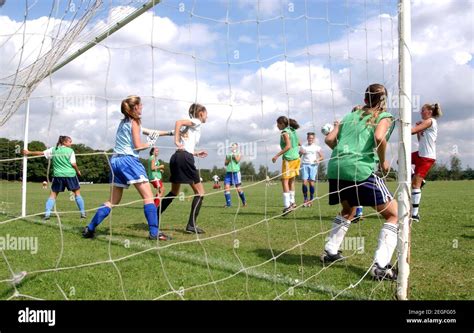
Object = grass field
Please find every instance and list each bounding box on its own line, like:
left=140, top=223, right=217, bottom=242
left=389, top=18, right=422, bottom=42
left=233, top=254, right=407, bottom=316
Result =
left=0, top=180, right=472, bottom=300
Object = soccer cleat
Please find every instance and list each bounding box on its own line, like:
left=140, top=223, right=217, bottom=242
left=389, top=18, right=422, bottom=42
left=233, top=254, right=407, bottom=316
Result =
left=303, top=200, right=309, bottom=208
left=149, top=232, right=172, bottom=241
left=82, top=227, right=95, bottom=239
left=223, top=205, right=231, bottom=208
left=291, top=202, right=297, bottom=209
left=43, top=215, right=50, bottom=221
left=320, top=250, right=344, bottom=263
left=370, top=263, right=398, bottom=281
left=185, top=225, right=205, bottom=234
left=411, top=215, right=420, bottom=222
left=80, top=214, right=87, bottom=219
left=282, top=206, right=293, bottom=216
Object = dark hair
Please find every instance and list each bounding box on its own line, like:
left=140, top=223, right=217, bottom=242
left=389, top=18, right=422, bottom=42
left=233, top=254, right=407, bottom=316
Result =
left=276, top=116, right=300, bottom=130
left=423, top=103, right=442, bottom=118
left=56, top=135, right=71, bottom=148
left=121, top=95, right=141, bottom=124
left=362, top=83, right=388, bottom=125
left=307, top=132, right=315, bottom=136
left=189, top=103, right=207, bottom=119
left=149, top=147, right=158, bottom=155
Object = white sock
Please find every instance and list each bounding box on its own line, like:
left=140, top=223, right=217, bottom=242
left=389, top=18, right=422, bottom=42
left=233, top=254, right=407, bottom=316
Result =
left=412, top=189, right=421, bottom=216
left=374, top=223, right=398, bottom=268
left=283, top=192, right=291, bottom=208
left=289, top=191, right=295, bottom=204
left=325, top=216, right=351, bottom=255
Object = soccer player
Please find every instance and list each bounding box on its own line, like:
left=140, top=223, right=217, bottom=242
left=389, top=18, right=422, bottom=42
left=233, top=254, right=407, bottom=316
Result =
left=299, top=132, right=324, bottom=207
left=212, top=174, right=220, bottom=189
left=223, top=143, right=247, bottom=208
left=411, top=103, right=442, bottom=222
left=156, top=103, right=208, bottom=234
left=272, top=116, right=301, bottom=216
left=82, top=95, right=170, bottom=241
left=148, top=147, right=165, bottom=207
left=321, top=83, right=398, bottom=281
left=23, top=135, right=85, bottom=220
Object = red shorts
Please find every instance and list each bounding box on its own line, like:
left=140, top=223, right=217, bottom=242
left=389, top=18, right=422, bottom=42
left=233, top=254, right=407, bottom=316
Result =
left=412, top=152, right=435, bottom=178
left=150, top=179, right=163, bottom=189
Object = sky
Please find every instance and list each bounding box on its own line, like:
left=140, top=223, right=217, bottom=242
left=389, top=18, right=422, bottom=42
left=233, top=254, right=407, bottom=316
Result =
left=0, top=0, right=473, bottom=174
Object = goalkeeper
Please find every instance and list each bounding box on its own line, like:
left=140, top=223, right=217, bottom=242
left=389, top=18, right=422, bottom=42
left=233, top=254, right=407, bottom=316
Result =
left=82, top=95, right=172, bottom=241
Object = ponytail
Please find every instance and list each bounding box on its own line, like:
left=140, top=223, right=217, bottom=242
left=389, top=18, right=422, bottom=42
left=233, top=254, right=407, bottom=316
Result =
left=276, top=116, right=300, bottom=130
left=362, top=83, right=388, bottom=126
left=189, top=103, right=206, bottom=119
left=121, top=95, right=141, bottom=124
left=422, top=103, right=443, bottom=119
left=56, top=135, right=71, bottom=148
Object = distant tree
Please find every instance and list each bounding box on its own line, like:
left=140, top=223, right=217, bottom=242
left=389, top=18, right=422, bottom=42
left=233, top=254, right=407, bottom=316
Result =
left=240, top=161, right=256, bottom=176
left=257, top=165, right=268, bottom=180
left=463, top=166, right=474, bottom=180
left=425, top=163, right=449, bottom=181
left=26, top=141, right=48, bottom=181
left=317, top=162, right=327, bottom=181
left=449, top=155, right=462, bottom=180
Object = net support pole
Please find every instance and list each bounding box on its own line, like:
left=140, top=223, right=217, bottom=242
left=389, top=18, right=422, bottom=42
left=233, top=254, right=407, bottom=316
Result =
left=396, top=0, right=412, bottom=300
left=21, top=98, right=30, bottom=218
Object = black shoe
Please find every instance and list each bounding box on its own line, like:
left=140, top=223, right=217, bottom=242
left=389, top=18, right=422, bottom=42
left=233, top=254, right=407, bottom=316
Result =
left=185, top=225, right=205, bottom=234
left=282, top=206, right=293, bottom=217
left=80, top=214, right=87, bottom=219
left=82, top=227, right=95, bottom=239
left=411, top=215, right=420, bottom=222
left=43, top=215, right=50, bottom=221
left=149, top=232, right=172, bottom=241
left=320, top=250, right=344, bottom=263
left=370, top=263, right=398, bottom=281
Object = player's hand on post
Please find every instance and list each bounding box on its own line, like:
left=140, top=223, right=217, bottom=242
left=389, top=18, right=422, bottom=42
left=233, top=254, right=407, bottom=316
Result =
left=22, top=149, right=29, bottom=156
left=380, top=160, right=390, bottom=175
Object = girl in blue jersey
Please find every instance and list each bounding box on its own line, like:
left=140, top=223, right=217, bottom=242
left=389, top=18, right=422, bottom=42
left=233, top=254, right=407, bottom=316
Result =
left=82, top=96, right=170, bottom=241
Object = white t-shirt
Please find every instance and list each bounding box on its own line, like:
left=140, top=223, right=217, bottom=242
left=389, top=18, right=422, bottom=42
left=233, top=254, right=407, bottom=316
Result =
left=212, top=175, right=219, bottom=182
left=418, top=118, right=438, bottom=159
left=43, top=147, right=76, bottom=164
left=180, top=118, right=202, bottom=154
left=300, top=143, right=321, bottom=164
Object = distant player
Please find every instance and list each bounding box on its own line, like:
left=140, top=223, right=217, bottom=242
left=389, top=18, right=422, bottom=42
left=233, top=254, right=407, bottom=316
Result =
left=224, top=143, right=247, bottom=208
left=42, top=181, right=48, bottom=190
left=23, top=135, right=85, bottom=220
left=212, top=174, right=220, bottom=189
left=272, top=116, right=301, bottom=216
left=299, top=132, right=324, bottom=207
left=322, top=84, right=398, bottom=281
left=411, top=103, right=442, bottom=222
left=148, top=147, right=165, bottom=207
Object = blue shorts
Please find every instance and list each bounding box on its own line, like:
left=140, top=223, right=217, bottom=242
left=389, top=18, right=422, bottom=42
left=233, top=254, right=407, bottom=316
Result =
left=51, top=177, right=80, bottom=192
left=224, top=172, right=242, bottom=186
left=301, top=164, right=318, bottom=181
left=328, top=173, right=393, bottom=207
left=110, top=155, right=148, bottom=189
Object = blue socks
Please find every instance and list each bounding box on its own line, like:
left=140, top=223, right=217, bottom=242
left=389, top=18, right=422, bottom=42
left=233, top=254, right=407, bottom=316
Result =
left=144, top=203, right=159, bottom=237
left=75, top=195, right=85, bottom=216
left=309, top=185, right=315, bottom=200
left=45, top=198, right=55, bottom=217
left=87, top=205, right=111, bottom=231
left=238, top=191, right=246, bottom=205
left=302, top=184, right=308, bottom=200
left=224, top=191, right=231, bottom=207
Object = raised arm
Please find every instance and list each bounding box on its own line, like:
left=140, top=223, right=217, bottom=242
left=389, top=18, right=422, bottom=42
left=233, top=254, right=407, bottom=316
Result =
left=325, top=121, right=340, bottom=150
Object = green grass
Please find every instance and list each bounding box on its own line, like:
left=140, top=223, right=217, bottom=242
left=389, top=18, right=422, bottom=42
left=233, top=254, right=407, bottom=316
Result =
left=0, top=180, right=472, bottom=300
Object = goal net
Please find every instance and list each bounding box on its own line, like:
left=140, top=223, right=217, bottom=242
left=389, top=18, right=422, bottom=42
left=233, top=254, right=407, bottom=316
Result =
left=0, top=0, right=411, bottom=300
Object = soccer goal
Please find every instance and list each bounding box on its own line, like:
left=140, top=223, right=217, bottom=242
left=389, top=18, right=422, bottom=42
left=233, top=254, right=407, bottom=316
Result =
left=0, top=0, right=412, bottom=301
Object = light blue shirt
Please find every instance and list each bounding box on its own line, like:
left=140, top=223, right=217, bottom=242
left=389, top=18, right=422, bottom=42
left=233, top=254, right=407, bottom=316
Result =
left=113, top=118, right=139, bottom=157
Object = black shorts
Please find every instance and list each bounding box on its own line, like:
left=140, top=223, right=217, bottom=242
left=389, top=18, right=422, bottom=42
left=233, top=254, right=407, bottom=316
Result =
left=328, top=173, right=393, bottom=207
left=51, top=176, right=80, bottom=192
left=169, top=151, right=200, bottom=184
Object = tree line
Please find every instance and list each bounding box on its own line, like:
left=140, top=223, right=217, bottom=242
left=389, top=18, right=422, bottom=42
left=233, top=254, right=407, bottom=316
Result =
left=0, top=138, right=472, bottom=182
